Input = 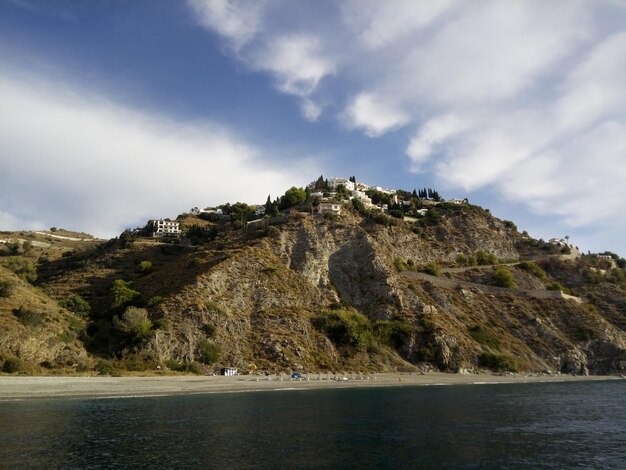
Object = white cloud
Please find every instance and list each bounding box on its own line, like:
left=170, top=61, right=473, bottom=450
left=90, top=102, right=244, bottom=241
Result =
left=341, top=0, right=460, bottom=49
left=0, top=72, right=314, bottom=238
left=300, top=98, right=322, bottom=122
left=406, top=114, right=470, bottom=169
left=187, top=0, right=266, bottom=50
left=345, top=92, right=409, bottom=137
left=188, top=0, right=626, bottom=251
left=251, top=34, right=335, bottom=97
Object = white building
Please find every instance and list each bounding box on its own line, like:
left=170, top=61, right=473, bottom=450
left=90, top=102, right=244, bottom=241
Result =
left=153, top=219, right=180, bottom=237
left=448, top=198, right=467, bottom=204
left=328, top=177, right=356, bottom=192
left=351, top=190, right=372, bottom=204
left=220, top=367, right=238, bottom=376
left=310, top=191, right=324, bottom=198
left=373, top=186, right=396, bottom=195
left=317, top=202, right=342, bottom=215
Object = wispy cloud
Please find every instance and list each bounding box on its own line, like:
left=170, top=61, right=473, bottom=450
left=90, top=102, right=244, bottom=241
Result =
left=0, top=70, right=314, bottom=237
left=188, top=0, right=626, bottom=250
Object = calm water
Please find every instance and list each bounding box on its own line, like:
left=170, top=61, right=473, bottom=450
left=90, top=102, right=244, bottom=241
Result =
left=1, top=381, right=625, bottom=469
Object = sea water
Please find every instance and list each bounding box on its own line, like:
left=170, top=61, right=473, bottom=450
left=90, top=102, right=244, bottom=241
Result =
left=1, top=380, right=624, bottom=469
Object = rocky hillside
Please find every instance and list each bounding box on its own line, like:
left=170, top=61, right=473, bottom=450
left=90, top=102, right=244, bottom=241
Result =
left=1, top=202, right=625, bottom=376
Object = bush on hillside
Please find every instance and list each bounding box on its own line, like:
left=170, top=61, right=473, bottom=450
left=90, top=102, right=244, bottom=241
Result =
left=479, top=352, right=518, bottom=372
left=3, top=256, right=37, bottom=283
left=468, top=324, right=500, bottom=349
left=2, top=356, right=26, bottom=373
left=420, top=262, right=440, bottom=276
left=110, top=279, right=142, bottom=311
left=12, top=306, right=44, bottom=327
left=112, top=307, right=153, bottom=346
left=0, top=280, right=13, bottom=298
left=516, top=261, right=547, bottom=279
left=59, top=294, right=91, bottom=317
left=373, top=320, right=414, bottom=351
left=138, top=260, right=154, bottom=274
left=197, top=340, right=221, bottom=365
left=493, top=267, right=516, bottom=288
left=312, top=309, right=374, bottom=352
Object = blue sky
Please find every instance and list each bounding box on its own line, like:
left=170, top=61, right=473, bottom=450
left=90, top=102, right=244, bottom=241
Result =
left=1, top=0, right=625, bottom=256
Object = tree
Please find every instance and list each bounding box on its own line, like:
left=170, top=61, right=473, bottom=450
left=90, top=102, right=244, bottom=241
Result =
left=110, top=279, right=141, bottom=311
left=113, top=307, right=153, bottom=346
left=314, top=175, right=326, bottom=190
left=197, top=340, right=221, bottom=364
left=228, top=202, right=255, bottom=228
left=118, top=229, right=134, bottom=248
left=279, top=187, right=307, bottom=210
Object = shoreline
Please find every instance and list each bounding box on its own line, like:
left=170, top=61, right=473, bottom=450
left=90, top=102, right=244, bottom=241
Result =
left=0, top=373, right=623, bottom=401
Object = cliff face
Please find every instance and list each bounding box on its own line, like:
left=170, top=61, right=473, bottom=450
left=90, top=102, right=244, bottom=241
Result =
left=1, top=204, right=625, bottom=375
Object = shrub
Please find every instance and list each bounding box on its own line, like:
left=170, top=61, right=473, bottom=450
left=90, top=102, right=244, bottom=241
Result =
left=393, top=257, right=407, bottom=272
left=95, top=360, right=116, bottom=376
left=197, top=340, right=221, bottom=364
left=493, top=267, right=516, bottom=288
left=574, top=327, right=596, bottom=342
left=374, top=320, right=414, bottom=350
left=13, top=306, right=44, bottom=327
left=3, top=256, right=37, bottom=283
left=165, top=360, right=202, bottom=374
left=476, top=251, right=490, bottom=266
left=0, top=280, right=14, bottom=298
left=2, top=356, right=25, bottom=373
left=59, top=294, right=91, bottom=317
left=455, top=254, right=468, bottom=266
left=479, top=352, right=518, bottom=372
left=468, top=324, right=500, bottom=349
left=503, top=220, right=517, bottom=231
left=547, top=281, right=568, bottom=293
left=388, top=209, right=404, bottom=219
left=138, top=260, right=154, bottom=274
left=202, top=323, right=216, bottom=337
left=112, top=307, right=153, bottom=346
left=110, top=279, right=141, bottom=310
left=516, top=261, right=546, bottom=279
left=421, top=262, right=440, bottom=276
left=312, top=309, right=373, bottom=351
left=147, top=296, right=164, bottom=307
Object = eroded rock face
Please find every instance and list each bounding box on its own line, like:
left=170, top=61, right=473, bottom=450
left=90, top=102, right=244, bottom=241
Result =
left=560, top=349, right=589, bottom=375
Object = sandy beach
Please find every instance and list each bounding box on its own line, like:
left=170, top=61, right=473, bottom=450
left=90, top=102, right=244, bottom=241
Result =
left=0, top=373, right=622, bottom=400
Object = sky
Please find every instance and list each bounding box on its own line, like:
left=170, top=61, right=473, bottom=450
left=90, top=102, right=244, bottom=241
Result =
left=0, top=0, right=625, bottom=255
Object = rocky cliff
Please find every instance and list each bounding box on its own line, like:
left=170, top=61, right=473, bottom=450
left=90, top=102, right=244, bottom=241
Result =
left=1, top=203, right=625, bottom=376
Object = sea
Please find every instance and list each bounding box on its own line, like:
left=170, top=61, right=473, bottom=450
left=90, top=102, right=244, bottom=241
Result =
left=0, top=380, right=624, bottom=469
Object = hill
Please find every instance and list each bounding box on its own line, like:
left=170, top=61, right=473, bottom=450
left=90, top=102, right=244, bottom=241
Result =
left=1, top=193, right=625, bottom=376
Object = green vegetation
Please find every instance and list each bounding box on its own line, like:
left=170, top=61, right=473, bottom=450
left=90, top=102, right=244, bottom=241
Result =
left=574, top=326, right=596, bottom=342
left=479, top=352, right=518, bottom=372
left=373, top=320, right=414, bottom=351
left=0, top=280, right=14, bottom=298
left=279, top=187, right=307, bottom=210
left=476, top=250, right=497, bottom=266
left=503, top=220, right=517, bottom=231
left=112, top=307, right=153, bottom=346
left=546, top=281, right=568, bottom=293
left=420, top=262, right=440, bottom=276
left=2, top=356, right=26, bottom=373
left=197, top=340, right=221, bottom=364
left=3, top=256, right=37, bottom=283
left=59, top=294, right=91, bottom=317
left=12, top=306, right=44, bottom=327
left=493, top=267, right=516, bottom=288
left=165, top=360, right=202, bottom=374
left=468, top=324, right=500, bottom=349
left=516, top=261, right=547, bottom=279
left=312, top=309, right=374, bottom=352
left=138, top=260, right=154, bottom=274
left=110, top=279, right=142, bottom=311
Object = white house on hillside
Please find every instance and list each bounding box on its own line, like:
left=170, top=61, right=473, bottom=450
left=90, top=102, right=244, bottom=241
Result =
left=317, top=202, right=342, bottom=215
left=328, top=177, right=356, bottom=192
left=153, top=219, right=180, bottom=237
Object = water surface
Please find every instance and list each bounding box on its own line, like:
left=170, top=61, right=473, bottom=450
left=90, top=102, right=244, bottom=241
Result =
left=1, top=381, right=624, bottom=469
